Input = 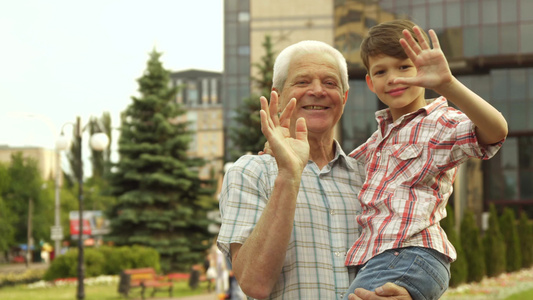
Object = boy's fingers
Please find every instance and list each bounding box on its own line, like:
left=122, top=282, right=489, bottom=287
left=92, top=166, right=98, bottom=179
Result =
left=413, top=26, right=430, bottom=50
left=402, top=28, right=422, bottom=54
left=399, top=38, right=417, bottom=62
left=428, top=29, right=440, bottom=50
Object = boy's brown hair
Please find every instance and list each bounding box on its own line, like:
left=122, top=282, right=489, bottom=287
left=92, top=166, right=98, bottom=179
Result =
left=360, top=19, right=429, bottom=71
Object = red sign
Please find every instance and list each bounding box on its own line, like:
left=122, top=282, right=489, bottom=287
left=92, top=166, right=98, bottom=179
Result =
left=69, top=218, right=91, bottom=236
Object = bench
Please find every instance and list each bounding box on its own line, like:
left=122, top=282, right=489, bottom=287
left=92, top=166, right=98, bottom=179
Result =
left=118, top=267, right=173, bottom=299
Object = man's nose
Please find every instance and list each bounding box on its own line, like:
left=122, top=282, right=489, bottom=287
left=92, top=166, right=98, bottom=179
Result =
left=307, top=80, right=326, bottom=97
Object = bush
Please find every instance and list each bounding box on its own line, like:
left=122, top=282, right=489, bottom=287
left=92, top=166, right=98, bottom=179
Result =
left=500, top=207, right=522, bottom=272
left=44, top=245, right=160, bottom=281
left=460, top=210, right=486, bottom=283
left=441, top=206, right=467, bottom=287
left=483, top=204, right=506, bottom=277
left=0, top=268, right=45, bottom=287
left=518, top=211, right=533, bottom=268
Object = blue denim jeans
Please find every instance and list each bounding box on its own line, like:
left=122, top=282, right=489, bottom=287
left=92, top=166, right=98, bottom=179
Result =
left=344, top=247, right=450, bottom=300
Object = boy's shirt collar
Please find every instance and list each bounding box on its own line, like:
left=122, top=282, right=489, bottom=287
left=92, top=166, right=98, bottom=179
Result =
left=375, top=96, right=447, bottom=126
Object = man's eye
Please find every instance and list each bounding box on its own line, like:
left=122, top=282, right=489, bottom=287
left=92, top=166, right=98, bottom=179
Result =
left=400, top=65, right=411, bottom=70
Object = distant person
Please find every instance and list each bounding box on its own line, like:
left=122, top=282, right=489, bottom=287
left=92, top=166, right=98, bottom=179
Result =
left=344, top=19, right=507, bottom=300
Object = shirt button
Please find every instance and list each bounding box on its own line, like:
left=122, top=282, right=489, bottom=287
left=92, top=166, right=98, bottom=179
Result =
left=376, top=152, right=381, bottom=157
left=335, top=251, right=341, bottom=257
left=330, top=210, right=335, bottom=215
left=340, top=293, right=345, bottom=298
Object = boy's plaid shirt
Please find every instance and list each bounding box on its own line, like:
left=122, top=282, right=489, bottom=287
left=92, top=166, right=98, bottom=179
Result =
left=345, top=97, right=504, bottom=266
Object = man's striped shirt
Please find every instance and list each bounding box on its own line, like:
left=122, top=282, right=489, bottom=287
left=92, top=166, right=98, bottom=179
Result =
left=218, top=141, right=362, bottom=300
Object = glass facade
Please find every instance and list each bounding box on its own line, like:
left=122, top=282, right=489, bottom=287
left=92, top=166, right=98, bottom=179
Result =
left=336, top=0, right=533, bottom=213
left=223, top=0, right=251, bottom=161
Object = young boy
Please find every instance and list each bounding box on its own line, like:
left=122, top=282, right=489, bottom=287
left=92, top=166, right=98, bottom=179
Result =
left=344, top=20, right=508, bottom=300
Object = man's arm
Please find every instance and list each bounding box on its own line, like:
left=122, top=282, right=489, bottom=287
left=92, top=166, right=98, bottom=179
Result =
left=395, top=26, right=508, bottom=145
left=230, top=92, right=309, bottom=299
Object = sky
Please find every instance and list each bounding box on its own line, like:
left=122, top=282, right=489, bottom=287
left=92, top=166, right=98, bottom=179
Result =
left=0, top=0, right=223, bottom=156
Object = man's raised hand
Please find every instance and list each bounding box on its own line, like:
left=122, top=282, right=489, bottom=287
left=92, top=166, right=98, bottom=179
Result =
left=259, top=91, right=309, bottom=174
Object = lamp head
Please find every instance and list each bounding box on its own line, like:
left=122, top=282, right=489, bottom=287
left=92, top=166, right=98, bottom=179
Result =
left=89, top=133, right=109, bottom=151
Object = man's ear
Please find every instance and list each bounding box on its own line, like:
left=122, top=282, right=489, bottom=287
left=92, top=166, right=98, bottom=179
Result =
left=343, top=90, right=349, bottom=105
left=365, top=74, right=375, bottom=93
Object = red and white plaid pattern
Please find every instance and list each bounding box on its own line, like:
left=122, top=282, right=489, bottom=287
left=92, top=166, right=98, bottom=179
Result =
left=345, top=97, right=504, bottom=266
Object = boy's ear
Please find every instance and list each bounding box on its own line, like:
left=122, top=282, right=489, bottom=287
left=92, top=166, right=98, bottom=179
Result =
left=365, top=74, right=376, bottom=93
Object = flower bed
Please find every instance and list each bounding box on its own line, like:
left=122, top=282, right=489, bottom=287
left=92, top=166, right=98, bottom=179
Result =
left=442, top=267, right=533, bottom=300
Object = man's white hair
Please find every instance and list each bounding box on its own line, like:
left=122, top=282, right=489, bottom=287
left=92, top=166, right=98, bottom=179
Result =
left=272, top=40, right=349, bottom=93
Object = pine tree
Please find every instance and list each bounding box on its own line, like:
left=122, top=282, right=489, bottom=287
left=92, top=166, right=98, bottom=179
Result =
left=107, top=49, right=216, bottom=272
left=483, top=204, right=506, bottom=277
left=229, top=35, right=276, bottom=160
left=441, top=206, right=467, bottom=287
left=518, top=211, right=533, bottom=268
left=460, top=210, right=486, bottom=283
left=500, top=207, right=522, bottom=272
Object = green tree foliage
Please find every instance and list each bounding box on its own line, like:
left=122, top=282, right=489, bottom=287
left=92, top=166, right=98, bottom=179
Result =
left=500, top=207, right=522, bottom=272
left=518, top=211, right=533, bottom=268
left=107, top=49, right=215, bottom=272
left=0, top=163, right=15, bottom=253
left=460, top=210, right=486, bottom=283
left=483, top=204, right=506, bottom=277
left=229, top=35, right=276, bottom=160
left=441, top=206, right=467, bottom=287
left=2, top=153, right=51, bottom=244
left=89, top=112, right=112, bottom=180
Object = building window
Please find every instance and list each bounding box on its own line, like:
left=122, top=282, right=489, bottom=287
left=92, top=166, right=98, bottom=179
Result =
left=211, top=78, right=218, bottom=104
left=202, top=78, right=209, bottom=105
left=485, top=135, right=533, bottom=202
left=175, top=79, right=183, bottom=104
left=187, top=81, right=198, bottom=106
left=238, top=11, right=249, bottom=22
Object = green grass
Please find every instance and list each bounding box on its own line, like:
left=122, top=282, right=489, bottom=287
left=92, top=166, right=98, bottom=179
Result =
left=0, top=280, right=210, bottom=300
left=504, top=288, right=533, bottom=300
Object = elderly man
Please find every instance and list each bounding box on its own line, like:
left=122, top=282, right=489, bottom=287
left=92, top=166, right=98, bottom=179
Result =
left=218, top=40, right=411, bottom=300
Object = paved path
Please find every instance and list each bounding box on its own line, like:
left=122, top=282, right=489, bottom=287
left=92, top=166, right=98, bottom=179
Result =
left=0, top=262, right=48, bottom=274
left=156, top=292, right=218, bottom=300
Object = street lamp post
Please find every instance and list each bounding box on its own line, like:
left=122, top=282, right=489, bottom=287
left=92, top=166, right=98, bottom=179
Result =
left=57, top=116, right=109, bottom=300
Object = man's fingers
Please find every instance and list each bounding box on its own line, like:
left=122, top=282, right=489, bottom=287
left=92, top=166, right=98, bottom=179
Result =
left=279, top=98, right=296, bottom=128
left=269, top=90, right=279, bottom=125
left=294, top=117, right=307, bottom=142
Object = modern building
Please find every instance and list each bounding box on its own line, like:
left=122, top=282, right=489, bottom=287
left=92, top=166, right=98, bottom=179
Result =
left=334, top=0, right=533, bottom=222
left=223, top=0, right=335, bottom=161
left=170, top=69, right=225, bottom=182
left=223, top=0, right=533, bottom=223
left=0, top=145, right=60, bottom=181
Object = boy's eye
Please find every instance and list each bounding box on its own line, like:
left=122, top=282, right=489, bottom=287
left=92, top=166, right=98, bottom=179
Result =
left=373, top=70, right=384, bottom=76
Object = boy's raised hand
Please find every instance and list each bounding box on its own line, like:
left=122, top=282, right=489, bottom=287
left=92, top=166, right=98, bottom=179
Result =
left=260, top=91, right=309, bottom=175
left=394, top=26, right=453, bottom=92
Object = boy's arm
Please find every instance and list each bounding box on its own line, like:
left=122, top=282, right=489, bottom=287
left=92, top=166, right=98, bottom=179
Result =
left=394, top=26, right=508, bottom=145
